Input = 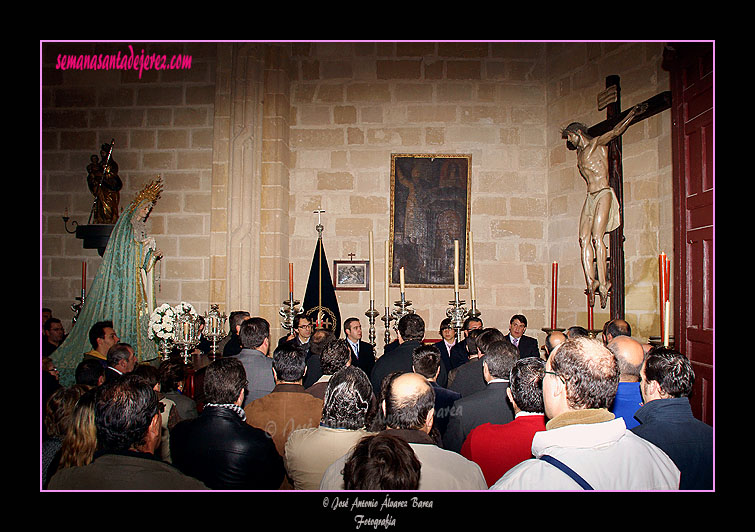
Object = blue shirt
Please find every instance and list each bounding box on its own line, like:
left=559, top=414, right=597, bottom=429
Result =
left=611, top=381, right=643, bottom=429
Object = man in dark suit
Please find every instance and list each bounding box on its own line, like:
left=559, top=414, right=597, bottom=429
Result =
left=370, top=314, right=447, bottom=394
left=412, top=343, right=460, bottom=440
left=443, top=339, right=518, bottom=453
left=506, top=314, right=539, bottom=358
left=449, top=316, right=483, bottom=369
left=448, top=328, right=503, bottom=397
left=433, top=318, right=456, bottom=378
left=105, top=342, right=137, bottom=382
left=343, top=317, right=376, bottom=378
left=285, top=313, right=313, bottom=358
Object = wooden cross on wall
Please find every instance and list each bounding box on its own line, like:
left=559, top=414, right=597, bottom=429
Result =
left=587, top=75, right=672, bottom=320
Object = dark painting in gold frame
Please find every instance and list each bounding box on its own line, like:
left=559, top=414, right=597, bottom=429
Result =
left=389, top=153, right=471, bottom=288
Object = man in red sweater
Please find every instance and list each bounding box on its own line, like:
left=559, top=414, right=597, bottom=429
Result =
left=461, top=357, right=546, bottom=487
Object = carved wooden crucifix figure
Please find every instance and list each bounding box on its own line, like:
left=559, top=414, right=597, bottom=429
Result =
left=563, top=75, right=671, bottom=315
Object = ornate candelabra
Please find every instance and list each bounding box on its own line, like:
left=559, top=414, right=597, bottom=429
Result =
left=279, top=294, right=301, bottom=335
left=446, top=292, right=469, bottom=343
left=365, top=302, right=379, bottom=347
left=158, top=338, right=173, bottom=361
left=174, top=310, right=202, bottom=364
left=203, top=304, right=227, bottom=358
left=386, top=292, right=414, bottom=344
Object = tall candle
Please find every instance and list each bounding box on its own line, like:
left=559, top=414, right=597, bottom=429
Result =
left=454, top=240, right=459, bottom=294
left=400, top=267, right=405, bottom=295
left=385, top=240, right=390, bottom=305
left=588, top=302, right=594, bottom=331
left=82, top=261, right=87, bottom=292
left=663, top=300, right=670, bottom=347
left=288, top=263, right=294, bottom=295
left=469, top=232, right=476, bottom=301
left=659, top=252, right=668, bottom=338
left=369, top=231, right=375, bottom=302
left=551, top=262, right=558, bottom=329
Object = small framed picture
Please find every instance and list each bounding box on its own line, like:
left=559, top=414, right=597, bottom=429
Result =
left=333, top=260, right=370, bottom=291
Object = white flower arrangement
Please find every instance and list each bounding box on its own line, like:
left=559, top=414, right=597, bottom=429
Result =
left=148, top=303, right=177, bottom=343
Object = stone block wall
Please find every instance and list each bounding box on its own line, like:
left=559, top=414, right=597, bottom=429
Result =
left=42, top=42, right=217, bottom=328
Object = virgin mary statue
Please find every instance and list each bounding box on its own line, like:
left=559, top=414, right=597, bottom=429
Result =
left=52, top=177, right=164, bottom=385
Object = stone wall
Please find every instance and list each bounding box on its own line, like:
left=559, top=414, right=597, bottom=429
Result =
left=41, top=41, right=672, bottom=347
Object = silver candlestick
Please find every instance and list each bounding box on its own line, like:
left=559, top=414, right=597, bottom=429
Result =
left=174, top=311, right=202, bottom=364
left=389, top=292, right=414, bottom=338
left=382, top=306, right=394, bottom=345
left=365, top=301, right=379, bottom=348
left=447, top=293, right=468, bottom=343
left=279, top=293, right=301, bottom=334
left=203, top=304, right=227, bottom=358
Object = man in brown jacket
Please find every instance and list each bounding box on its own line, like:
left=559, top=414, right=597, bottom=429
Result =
left=244, top=343, right=324, bottom=459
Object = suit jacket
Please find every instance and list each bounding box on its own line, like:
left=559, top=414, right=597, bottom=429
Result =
left=234, top=348, right=275, bottom=407
left=347, top=340, right=376, bottom=378
left=303, top=354, right=323, bottom=389
left=443, top=380, right=514, bottom=453
left=449, top=338, right=475, bottom=369
left=369, top=339, right=448, bottom=394
left=244, top=383, right=324, bottom=457
left=506, top=333, right=539, bottom=359
left=448, top=358, right=487, bottom=397
left=433, top=340, right=454, bottom=376
left=430, top=381, right=462, bottom=438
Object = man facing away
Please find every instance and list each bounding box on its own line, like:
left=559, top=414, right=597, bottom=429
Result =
left=491, top=336, right=679, bottom=490
left=169, top=357, right=285, bottom=490
left=462, top=357, right=547, bottom=487
left=632, top=347, right=713, bottom=490
left=320, top=372, right=487, bottom=490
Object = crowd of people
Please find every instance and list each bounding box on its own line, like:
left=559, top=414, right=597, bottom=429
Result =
left=41, top=307, right=713, bottom=491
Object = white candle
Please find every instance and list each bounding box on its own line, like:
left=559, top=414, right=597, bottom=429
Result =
left=454, top=240, right=459, bottom=294
left=385, top=240, right=390, bottom=306
left=369, top=231, right=375, bottom=302
left=400, top=267, right=405, bottom=295
left=663, top=300, right=671, bottom=347
left=468, top=232, right=475, bottom=301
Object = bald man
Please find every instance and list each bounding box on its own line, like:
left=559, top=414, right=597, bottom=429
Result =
left=602, top=318, right=631, bottom=344
left=320, top=372, right=487, bottom=490
left=607, top=335, right=646, bottom=429
left=543, top=330, right=566, bottom=360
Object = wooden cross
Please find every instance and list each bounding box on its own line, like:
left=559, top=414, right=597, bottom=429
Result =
left=587, top=75, right=671, bottom=320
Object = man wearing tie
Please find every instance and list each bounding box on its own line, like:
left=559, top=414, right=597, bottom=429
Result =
left=343, top=317, right=375, bottom=378
left=506, top=314, right=539, bottom=359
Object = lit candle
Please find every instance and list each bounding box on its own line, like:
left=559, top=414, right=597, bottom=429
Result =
left=469, top=232, right=476, bottom=301
left=551, top=262, right=558, bottom=330
left=288, top=263, right=294, bottom=295
left=369, top=231, right=375, bottom=302
left=454, top=239, right=459, bottom=295
left=385, top=240, right=390, bottom=305
left=400, top=267, right=405, bottom=295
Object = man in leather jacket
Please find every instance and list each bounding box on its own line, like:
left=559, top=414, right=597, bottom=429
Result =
left=170, top=357, right=285, bottom=490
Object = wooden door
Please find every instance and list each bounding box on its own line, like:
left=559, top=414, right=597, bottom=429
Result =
left=664, top=43, right=714, bottom=425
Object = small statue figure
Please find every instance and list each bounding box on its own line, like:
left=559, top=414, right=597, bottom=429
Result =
left=561, top=103, right=647, bottom=309
left=87, top=141, right=122, bottom=224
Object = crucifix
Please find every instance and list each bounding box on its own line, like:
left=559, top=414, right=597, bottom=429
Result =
left=563, top=75, right=671, bottom=319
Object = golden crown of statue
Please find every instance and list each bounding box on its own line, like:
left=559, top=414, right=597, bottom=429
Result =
left=129, top=176, right=163, bottom=211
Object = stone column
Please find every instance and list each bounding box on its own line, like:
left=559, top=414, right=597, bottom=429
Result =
left=210, top=43, right=291, bottom=337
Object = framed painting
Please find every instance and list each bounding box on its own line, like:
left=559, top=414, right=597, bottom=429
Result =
left=333, top=260, right=370, bottom=291
left=389, top=153, right=471, bottom=288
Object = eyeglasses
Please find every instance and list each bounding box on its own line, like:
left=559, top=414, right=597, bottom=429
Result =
left=298, top=324, right=312, bottom=329
left=543, top=370, right=564, bottom=382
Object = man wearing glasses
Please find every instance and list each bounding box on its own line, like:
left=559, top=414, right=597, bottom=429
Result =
left=287, top=314, right=313, bottom=358
left=490, top=336, right=680, bottom=491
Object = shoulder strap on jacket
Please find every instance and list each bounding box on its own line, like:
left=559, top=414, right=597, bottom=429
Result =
left=539, top=454, right=594, bottom=490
